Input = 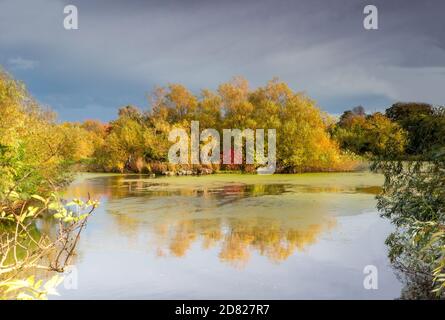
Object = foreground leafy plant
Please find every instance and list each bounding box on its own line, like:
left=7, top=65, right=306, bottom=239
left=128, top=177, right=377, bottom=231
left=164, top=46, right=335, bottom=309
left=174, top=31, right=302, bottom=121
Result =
left=0, top=192, right=98, bottom=299
left=373, top=151, right=445, bottom=298
left=0, top=275, right=63, bottom=300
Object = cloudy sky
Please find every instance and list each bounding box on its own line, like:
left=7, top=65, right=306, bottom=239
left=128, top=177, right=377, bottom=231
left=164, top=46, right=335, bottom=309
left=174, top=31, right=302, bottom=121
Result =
left=0, top=0, right=444, bottom=121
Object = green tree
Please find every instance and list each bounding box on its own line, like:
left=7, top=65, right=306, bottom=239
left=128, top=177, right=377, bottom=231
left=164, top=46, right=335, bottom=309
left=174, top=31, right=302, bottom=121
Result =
left=385, top=102, right=444, bottom=155
left=373, top=152, right=445, bottom=298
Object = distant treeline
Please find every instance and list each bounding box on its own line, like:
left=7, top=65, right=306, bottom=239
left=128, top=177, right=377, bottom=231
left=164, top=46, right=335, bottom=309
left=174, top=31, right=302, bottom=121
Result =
left=1, top=68, right=444, bottom=179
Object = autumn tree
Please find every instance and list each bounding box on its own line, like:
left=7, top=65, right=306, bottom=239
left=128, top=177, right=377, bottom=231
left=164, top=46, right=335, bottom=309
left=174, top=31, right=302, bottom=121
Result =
left=0, top=68, right=71, bottom=194
left=333, top=108, right=407, bottom=158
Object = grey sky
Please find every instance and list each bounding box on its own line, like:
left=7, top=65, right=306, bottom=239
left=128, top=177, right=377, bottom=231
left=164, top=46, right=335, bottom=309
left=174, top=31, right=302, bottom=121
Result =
left=0, top=0, right=444, bottom=121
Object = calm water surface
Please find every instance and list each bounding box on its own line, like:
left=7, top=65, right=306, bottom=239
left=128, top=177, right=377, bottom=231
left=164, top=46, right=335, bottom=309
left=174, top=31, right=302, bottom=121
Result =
left=54, top=172, right=402, bottom=299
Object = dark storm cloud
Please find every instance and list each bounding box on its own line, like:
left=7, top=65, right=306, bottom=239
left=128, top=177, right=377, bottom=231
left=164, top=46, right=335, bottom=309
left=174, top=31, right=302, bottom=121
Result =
left=0, top=0, right=444, bottom=120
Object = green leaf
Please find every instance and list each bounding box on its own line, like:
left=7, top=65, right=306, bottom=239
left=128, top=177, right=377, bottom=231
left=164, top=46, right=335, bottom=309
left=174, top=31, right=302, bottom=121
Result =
left=31, top=194, right=47, bottom=203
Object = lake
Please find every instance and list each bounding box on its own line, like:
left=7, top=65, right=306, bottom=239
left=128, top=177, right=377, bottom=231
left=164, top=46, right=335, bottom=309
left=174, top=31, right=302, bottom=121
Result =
left=53, top=172, right=402, bottom=299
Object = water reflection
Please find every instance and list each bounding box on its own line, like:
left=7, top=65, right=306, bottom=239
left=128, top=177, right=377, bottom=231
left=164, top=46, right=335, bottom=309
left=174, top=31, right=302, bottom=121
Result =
left=149, top=215, right=336, bottom=267
left=55, top=173, right=405, bottom=299
left=64, top=173, right=381, bottom=267
left=66, top=174, right=382, bottom=201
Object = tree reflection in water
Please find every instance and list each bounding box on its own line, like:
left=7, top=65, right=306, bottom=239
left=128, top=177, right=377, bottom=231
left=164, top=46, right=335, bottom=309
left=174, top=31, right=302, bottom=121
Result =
left=63, top=173, right=383, bottom=268
left=149, top=216, right=336, bottom=268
